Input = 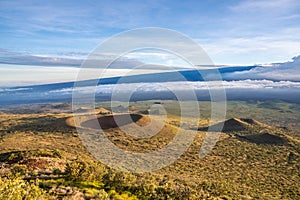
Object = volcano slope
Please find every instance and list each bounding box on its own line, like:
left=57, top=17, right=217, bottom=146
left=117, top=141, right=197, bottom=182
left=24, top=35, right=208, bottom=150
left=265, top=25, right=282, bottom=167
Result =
left=0, top=102, right=299, bottom=199
left=66, top=113, right=179, bottom=153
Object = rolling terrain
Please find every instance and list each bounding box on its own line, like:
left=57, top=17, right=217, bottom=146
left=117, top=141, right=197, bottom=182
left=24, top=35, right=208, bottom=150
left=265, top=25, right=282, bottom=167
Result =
left=0, top=101, right=299, bottom=199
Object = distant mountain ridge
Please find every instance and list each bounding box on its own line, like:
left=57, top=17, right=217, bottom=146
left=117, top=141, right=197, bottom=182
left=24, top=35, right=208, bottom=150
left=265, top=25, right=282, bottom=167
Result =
left=10, top=66, right=256, bottom=92
left=2, top=65, right=299, bottom=105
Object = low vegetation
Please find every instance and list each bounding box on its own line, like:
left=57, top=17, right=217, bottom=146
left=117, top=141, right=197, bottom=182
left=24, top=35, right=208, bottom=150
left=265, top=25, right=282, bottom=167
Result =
left=0, top=101, right=299, bottom=199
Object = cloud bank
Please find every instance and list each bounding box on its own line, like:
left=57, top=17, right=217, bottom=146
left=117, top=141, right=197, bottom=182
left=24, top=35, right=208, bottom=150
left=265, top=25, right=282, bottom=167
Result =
left=223, top=55, right=300, bottom=81
left=1, top=79, right=299, bottom=105
left=44, top=80, right=300, bottom=96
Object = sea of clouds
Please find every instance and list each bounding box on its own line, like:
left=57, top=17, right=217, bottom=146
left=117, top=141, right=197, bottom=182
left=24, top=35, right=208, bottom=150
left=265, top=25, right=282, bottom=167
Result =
left=223, top=55, right=300, bottom=81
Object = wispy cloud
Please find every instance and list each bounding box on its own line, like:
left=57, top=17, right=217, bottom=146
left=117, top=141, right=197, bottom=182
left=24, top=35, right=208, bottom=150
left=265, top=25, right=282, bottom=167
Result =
left=0, top=0, right=300, bottom=65
left=200, top=31, right=300, bottom=65
left=229, top=0, right=300, bottom=12
left=0, top=49, right=82, bottom=66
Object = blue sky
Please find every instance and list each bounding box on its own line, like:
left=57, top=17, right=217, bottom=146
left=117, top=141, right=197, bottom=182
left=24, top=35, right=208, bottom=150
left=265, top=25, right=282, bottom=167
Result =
left=1, top=0, right=300, bottom=65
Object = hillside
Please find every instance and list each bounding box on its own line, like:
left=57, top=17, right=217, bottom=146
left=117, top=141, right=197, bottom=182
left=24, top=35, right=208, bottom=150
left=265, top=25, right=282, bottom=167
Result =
left=0, top=101, right=299, bottom=199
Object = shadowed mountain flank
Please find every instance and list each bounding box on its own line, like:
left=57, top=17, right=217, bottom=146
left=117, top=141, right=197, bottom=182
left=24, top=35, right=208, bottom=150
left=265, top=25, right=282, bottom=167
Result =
left=236, top=132, right=287, bottom=145
left=79, top=114, right=151, bottom=130
left=199, top=118, right=270, bottom=133
left=199, top=118, right=291, bottom=145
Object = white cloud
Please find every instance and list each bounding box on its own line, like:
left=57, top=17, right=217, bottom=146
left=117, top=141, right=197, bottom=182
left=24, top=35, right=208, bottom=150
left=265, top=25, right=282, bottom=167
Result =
left=2, top=78, right=299, bottom=104
left=0, top=63, right=173, bottom=87
left=47, top=80, right=300, bottom=96
left=0, top=87, right=31, bottom=92
left=223, top=55, right=300, bottom=81
left=199, top=30, right=300, bottom=65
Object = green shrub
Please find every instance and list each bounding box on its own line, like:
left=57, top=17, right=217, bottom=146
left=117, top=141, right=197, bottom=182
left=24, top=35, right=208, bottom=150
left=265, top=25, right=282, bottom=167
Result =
left=52, top=168, right=62, bottom=175
left=103, top=170, right=136, bottom=190
left=10, top=164, right=28, bottom=177
left=0, top=177, right=46, bottom=200
left=65, top=159, right=106, bottom=182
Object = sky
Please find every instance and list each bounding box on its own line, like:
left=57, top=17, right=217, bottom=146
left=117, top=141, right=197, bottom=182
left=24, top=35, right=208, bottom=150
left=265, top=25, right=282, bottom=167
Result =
left=0, top=0, right=300, bottom=86
left=1, top=0, right=300, bottom=64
